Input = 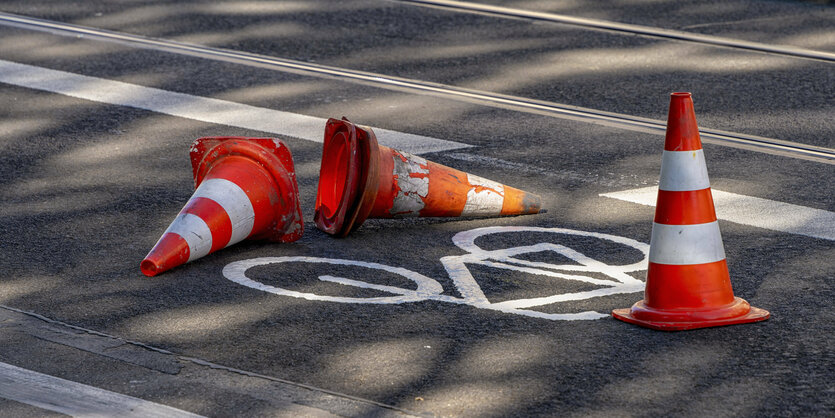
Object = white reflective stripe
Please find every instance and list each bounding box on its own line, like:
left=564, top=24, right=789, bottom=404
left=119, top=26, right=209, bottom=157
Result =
left=659, top=149, right=710, bottom=191
left=390, top=151, right=429, bottom=217
left=164, top=213, right=212, bottom=262
left=192, top=178, right=255, bottom=246
left=649, top=221, right=726, bottom=265
left=462, top=174, right=505, bottom=216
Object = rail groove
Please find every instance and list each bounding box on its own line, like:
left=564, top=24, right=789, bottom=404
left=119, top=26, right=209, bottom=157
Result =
left=400, top=0, right=835, bottom=63
left=0, top=11, right=832, bottom=163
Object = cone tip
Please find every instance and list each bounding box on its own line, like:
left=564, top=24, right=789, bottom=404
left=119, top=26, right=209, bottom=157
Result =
left=140, top=259, right=160, bottom=277
left=500, top=187, right=542, bottom=216
left=140, top=232, right=190, bottom=277
left=664, top=91, right=701, bottom=151
left=519, top=192, right=542, bottom=215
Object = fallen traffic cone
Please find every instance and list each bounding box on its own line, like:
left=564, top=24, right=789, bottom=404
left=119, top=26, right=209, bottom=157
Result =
left=612, top=92, right=770, bottom=330
left=314, top=118, right=541, bottom=236
left=140, top=137, right=303, bottom=276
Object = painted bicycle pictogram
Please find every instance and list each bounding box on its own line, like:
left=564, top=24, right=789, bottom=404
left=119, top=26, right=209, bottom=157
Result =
left=222, top=226, right=650, bottom=321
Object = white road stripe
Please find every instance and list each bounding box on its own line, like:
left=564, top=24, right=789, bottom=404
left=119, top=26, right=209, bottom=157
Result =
left=0, top=361, right=203, bottom=417
left=649, top=221, right=726, bottom=265
left=1, top=16, right=832, bottom=162
left=601, top=186, right=835, bottom=241
left=659, top=150, right=711, bottom=191
left=0, top=59, right=470, bottom=155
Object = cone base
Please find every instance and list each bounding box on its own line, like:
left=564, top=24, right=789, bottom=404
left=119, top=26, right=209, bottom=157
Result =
left=191, top=137, right=304, bottom=243
left=612, top=297, right=770, bottom=331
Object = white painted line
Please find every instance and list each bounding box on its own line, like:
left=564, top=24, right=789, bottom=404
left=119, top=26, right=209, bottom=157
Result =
left=601, top=186, right=835, bottom=241
left=1, top=14, right=833, bottom=162
left=0, top=59, right=470, bottom=155
left=0, top=361, right=203, bottom=417
left=224, top=226, right=651, bottom=321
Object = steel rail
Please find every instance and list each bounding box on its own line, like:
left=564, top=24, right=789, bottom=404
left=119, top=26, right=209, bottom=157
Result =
left=399, top=0, right=835, bottom=63
left=0, top=11, right=833, bottom=163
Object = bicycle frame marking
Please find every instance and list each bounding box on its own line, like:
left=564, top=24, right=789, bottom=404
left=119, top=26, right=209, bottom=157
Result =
left=222, top=226, right=650, bottom=321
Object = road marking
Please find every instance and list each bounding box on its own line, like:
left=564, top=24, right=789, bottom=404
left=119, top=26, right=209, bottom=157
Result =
left=0, top=361, right=203, bottom=417
left=224, top=226, right=650, bottom=321
left=1, top=14, right=832, bottom=163
left=601, top=186, right=835, bottom=241
left=0, top=59, right=469, bottom=155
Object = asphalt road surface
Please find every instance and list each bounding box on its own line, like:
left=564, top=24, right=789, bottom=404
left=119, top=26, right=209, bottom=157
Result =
left=0, top=1, right=833, bottom=416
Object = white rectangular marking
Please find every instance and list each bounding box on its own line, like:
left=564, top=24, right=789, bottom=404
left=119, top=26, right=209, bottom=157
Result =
left=0, top=361, right=203, bottom=417
left=601, top=186, right=835, bottom=241
left=0, top=59, right=470, bottom=155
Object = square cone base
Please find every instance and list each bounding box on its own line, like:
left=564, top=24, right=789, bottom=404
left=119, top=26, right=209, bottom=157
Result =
left=612, top=305, right=770, bottom=331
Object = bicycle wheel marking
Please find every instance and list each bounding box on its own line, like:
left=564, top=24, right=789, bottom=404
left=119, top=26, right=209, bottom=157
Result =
left=223, top=256, right=444, bottom=305
left=222, top=226, right=650, bottom=321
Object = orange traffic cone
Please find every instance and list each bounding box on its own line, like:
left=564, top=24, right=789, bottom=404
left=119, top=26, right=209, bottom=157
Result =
left=612, top=92, right=770, bottom=330
left=314, top=118, right=541, bottom=236
left=140, top=137, right=303, bottom=276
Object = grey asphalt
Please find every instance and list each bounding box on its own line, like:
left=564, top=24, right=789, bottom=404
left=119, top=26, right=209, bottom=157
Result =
left=0, top=1, right=833, bottom=417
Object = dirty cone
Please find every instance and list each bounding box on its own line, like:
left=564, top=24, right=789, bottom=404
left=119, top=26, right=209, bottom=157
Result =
left=314, top=118, right=541, bottom=237
left=611, top=92, right=770, bottom=330
left=141, top=137, right=303, bottom=276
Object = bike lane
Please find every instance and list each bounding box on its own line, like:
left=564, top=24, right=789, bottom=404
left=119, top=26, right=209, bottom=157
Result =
left=0, top=21, right=832, bottom=417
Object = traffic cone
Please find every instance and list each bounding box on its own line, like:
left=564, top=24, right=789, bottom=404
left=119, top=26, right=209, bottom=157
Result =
left=140, top=137, right=303, bottom=276
left=612, top=92, right=770, bottom=330
left=314, top=118, right=542, bottom=237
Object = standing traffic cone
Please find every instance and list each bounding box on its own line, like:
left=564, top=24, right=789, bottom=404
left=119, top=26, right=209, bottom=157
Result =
left=140, top=137, right=303, bottom=276
left=612, top=92, right=770, bottom=330
left=314, top=118, right=541, bottom=236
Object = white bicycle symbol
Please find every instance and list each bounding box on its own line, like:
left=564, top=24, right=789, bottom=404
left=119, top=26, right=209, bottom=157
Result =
left=222, top=226, right=649, bottom=321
